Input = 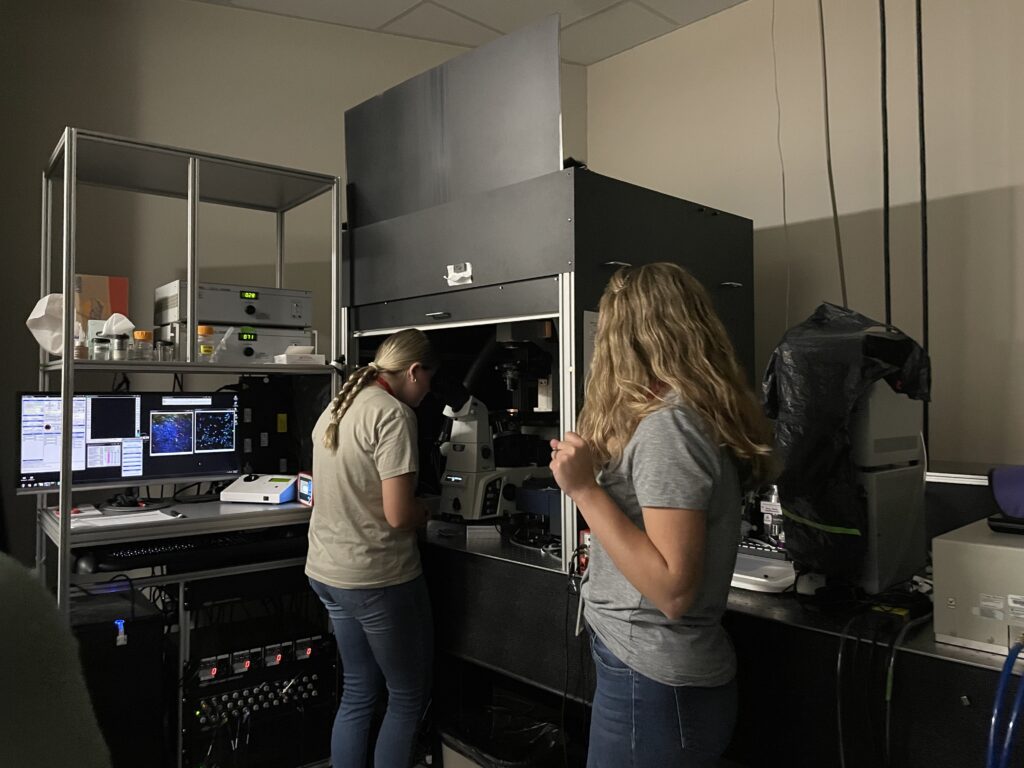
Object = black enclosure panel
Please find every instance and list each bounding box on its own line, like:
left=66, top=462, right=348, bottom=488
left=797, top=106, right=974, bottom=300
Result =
left=724, top=610, right=1021, bottom=768
left=572, top=170, right=755, bottom=384
left=422, top=545, right=595, bottom=701
left=344, top=16, right=561, bottom=228
left=348, top=170, right=574, bottom=306
left=353, top=277, right=560, bottom=332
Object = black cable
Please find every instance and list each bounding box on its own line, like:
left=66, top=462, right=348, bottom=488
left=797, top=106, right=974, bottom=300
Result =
left=885, top=612, right=932, bottom=765
left=561, top=546, right=582, bottom=768
left=864, top=621, right=889, bottom=765
left=836, top=611, right=866, bottom=768
left=111, top=372, right=131, bottom=392
left=817, top=0, right=848, bottom=308
left=848, top=616, right=868, bottom=765
left=104, top=573, right=137, bottom=621
left=879, top=0, right=892, bottom=326
left=562, top=573, right=572, bottom=768
left=771, top=0, right=792, bottom=329
left=915, top=0, right=930, bottom=449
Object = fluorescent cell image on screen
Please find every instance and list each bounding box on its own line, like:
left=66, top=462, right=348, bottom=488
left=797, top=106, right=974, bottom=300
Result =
left=195, top=410, right=235, bottom=453
left=150, top=411, right=194, bottom=455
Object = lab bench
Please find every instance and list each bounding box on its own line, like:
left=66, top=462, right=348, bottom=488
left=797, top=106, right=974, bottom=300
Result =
left=420, top=535, right=1024, bottom=768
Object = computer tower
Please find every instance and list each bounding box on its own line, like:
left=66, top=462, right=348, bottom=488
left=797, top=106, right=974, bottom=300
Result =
left=71, top=589, right=165, bottom=768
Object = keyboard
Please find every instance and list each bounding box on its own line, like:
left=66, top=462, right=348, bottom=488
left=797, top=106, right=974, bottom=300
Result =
left=75, top=525, right=309, bottom=573
left=737, top=537, right=789, bottom=561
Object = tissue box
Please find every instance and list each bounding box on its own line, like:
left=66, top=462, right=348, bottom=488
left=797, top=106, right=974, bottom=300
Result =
left=75, top=274, right=129, bottom=330
left=273, top=353, right=325, bottom=365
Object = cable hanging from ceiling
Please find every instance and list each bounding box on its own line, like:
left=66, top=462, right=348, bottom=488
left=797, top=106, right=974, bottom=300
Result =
left=879, top=0, right=892, bottom=326
left=915, top=0, right=929, bottom=449
left=771, top=0, right=792, bottom=329
left=817, top=0, right=847, bottom=309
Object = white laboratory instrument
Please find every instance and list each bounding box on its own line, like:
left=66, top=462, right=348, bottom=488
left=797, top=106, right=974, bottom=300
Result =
left=220, top=473, right=297, bottom=504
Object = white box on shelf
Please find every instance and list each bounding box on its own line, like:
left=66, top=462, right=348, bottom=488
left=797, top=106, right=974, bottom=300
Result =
left=273, top=353, right=325, bottom=365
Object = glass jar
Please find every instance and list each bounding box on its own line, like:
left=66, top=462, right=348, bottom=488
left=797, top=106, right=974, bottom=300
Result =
left=90, top=337, right=111, bottom=361
left=73, top=339, right=89, bottom=360
left=110, top=334, right=130, bottom=361
left=196, top=325, right=216, bottom=363
left=155, top=340, right=175, bottom=362
left=132, top=330, right=154, bottom=361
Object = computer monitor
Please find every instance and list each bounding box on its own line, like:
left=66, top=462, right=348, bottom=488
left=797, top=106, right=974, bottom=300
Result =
left=17, top=392, right=241, bottom=490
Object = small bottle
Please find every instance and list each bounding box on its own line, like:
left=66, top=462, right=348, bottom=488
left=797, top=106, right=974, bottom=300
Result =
left=73, top=338, right=89, bottom=360
left=760, top=484, right=785, bottom=547
left=197, top=325, right=216, bottom=363
left=155, top=339, right=175, bottom=362
left=132, top=330, right=154, bottom=361
left=90, top=337, right=111, bottom=361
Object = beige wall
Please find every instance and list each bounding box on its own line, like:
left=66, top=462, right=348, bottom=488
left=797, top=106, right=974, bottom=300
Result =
left=0, top=0, right=587, bottom=561
left=587, top=0, right=1024, bottom=469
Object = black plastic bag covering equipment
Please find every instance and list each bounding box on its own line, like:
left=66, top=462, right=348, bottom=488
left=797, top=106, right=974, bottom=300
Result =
left=761, top=303, right=930, bottom=577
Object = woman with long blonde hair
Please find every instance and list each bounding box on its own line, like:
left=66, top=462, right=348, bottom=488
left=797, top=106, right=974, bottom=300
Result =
left=306, top=328, right=438, bottom=768
left=550, top=263, right=773, bottom=767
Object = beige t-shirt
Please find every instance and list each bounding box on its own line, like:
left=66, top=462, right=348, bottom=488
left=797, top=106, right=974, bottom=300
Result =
left=305, top=385, right=421, bottom=588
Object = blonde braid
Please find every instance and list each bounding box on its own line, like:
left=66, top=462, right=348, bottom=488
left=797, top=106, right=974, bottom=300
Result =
left=320, top=329, right=438, bottom=452
left=321, top=364, right=379, bottom=451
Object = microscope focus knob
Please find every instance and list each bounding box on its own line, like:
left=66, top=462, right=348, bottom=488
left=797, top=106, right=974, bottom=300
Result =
left=502, top=484, right=517, bottom=501
left=439, top=442, right=451, bottom=457
left=481, top=446, right=492, bottom=460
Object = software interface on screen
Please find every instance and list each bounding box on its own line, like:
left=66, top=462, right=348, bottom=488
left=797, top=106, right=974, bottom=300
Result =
left=18, top=392, right=241, bottom=489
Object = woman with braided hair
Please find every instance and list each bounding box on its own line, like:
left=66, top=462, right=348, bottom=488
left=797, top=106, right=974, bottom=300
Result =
left=306, top=328, right=438, bottom=768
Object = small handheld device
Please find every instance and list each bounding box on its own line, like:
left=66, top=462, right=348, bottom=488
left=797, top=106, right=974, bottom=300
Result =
left=220, top=473, right=297, bottom=504
left=297, top=472, right=314, bottom=507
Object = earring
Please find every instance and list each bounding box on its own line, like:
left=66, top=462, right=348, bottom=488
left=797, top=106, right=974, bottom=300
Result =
left=412, top=377, right=418, bottom=383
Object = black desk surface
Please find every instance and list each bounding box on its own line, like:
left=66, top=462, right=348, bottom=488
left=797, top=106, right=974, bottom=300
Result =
left=422, top=537, right=1023, bottom=768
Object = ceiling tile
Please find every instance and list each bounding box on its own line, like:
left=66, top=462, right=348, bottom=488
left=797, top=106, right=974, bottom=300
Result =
left=636, top=0, right=745, bottom=26
left=432, top=0, right=620, bottom=32
left=228, top=0, right=421, bottom=30
left=559, top=1, right=677, bottom=65
left=382, top=2, right=500, bottom=46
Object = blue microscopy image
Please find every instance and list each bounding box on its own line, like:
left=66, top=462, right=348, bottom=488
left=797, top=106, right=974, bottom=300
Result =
left=196, top=410, right=235, bottom=453
left=150, top=411, right=194, bottom=455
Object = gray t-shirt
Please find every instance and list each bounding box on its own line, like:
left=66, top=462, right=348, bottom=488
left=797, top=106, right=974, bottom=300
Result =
left=582, top=403, right=741, bottom=687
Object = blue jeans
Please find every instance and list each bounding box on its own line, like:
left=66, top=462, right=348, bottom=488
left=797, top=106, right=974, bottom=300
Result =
left=588, top=632, right=736, bottom=768
left=310, top=575, right=433, bottom=768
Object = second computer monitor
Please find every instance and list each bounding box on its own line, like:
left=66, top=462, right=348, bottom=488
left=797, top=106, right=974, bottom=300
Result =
left=18, top=391, right=241, bottom=490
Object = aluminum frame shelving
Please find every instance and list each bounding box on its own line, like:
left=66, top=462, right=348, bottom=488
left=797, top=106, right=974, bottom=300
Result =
left=34, top=127, right=342, bottom=619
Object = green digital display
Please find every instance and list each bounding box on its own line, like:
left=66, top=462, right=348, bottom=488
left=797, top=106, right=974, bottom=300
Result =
left=240, top=290, right=259, bottom=300
left=238, top=331, right=258, bottom=342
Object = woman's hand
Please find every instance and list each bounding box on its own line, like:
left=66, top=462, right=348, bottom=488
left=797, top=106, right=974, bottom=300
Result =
left=549, top=432, right=599, bottom=501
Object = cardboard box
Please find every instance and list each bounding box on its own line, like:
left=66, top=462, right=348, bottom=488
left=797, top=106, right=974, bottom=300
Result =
left=75, top=274, right=129, bottom=330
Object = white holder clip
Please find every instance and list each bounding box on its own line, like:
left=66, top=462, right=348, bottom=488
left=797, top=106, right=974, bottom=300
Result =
left=444, top=262, right=473, bottom=287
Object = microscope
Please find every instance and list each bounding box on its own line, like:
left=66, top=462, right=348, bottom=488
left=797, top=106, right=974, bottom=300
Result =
left=435, top=327, right=555, bottom=520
